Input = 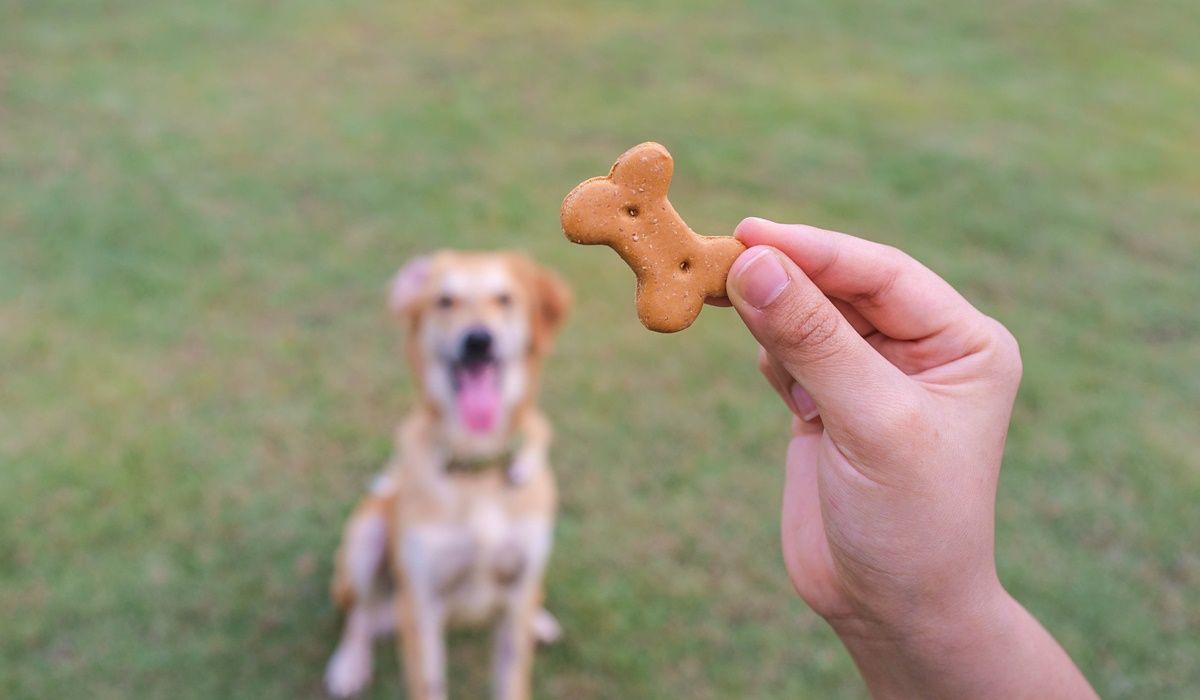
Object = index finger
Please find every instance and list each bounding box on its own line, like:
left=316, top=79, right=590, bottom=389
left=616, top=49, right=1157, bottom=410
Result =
left=735, top=218, right=978, bottom=342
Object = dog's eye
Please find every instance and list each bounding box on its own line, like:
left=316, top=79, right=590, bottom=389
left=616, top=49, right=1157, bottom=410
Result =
left=436, top=295, right=455, bottom=309
left=495, top=292, right=512, bottom=308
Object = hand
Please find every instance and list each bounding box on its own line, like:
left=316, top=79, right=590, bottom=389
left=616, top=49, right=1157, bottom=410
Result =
left=725, top=218, right=1096, bottom=698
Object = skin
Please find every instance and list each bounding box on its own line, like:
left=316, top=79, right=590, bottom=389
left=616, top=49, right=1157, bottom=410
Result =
left=721, top=217, right=1099, bottom=699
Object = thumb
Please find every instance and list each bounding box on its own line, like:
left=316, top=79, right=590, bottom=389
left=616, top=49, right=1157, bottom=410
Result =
left=727, top=246, right=914, bottom=441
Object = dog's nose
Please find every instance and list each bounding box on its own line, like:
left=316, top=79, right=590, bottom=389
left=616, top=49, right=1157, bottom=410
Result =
left=461, top=328, right=493, bottom=363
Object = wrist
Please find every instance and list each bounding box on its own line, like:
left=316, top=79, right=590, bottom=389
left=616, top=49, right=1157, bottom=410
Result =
left=831, top=578, right=1019, bottom=699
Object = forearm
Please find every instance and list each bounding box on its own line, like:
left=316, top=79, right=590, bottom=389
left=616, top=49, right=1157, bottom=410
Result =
left=835, top=589, right=1098, bottom=700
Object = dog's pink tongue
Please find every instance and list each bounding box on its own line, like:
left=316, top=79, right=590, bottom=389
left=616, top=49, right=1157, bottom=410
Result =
left=457, top=365, right=500, bottom=433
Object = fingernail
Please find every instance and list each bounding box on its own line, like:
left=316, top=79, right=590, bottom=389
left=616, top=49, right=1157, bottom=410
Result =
left=734, top=249, right=790, bottom=309
left=735, top=216, right=777, bottom=235
left=791, top=383, right=820, bottom=422
left=737, top=216, right=772, bottom=230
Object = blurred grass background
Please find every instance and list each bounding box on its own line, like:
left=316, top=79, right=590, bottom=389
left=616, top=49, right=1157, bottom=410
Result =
left=2, top=0, right=1198, bottom=697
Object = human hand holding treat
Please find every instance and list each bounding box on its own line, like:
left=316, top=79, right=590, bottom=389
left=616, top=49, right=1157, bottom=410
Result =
left=726, top=218, right=1098, bottom=698
left=560, top=142, right=745, bottom=333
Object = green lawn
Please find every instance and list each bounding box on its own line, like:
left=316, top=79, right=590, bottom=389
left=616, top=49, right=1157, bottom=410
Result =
left=2, top=0, right=1198, bottom=697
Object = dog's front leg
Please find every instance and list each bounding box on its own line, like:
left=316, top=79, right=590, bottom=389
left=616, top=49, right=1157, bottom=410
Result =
left=325, top=494, right=394, bottom=697
left=491, top=517, right=554, bottom=700
left=491, top=590, right=538, bottom=700
left=398, top=596, right=447, bottom=700
left=398, top=532, right=452, bottom=700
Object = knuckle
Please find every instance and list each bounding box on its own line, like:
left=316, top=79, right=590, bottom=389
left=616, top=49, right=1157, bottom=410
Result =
left=980, top=316, right=1024, bottom=387
left=847, top=246, right=908, bottom=306
left=774, top=301, right=846, bottom=364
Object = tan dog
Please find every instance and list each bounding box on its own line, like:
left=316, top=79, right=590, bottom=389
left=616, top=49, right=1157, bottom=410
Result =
left=324, top=251, right=571, bottom=699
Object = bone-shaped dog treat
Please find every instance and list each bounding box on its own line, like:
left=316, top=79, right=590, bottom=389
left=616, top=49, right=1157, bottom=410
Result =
left=560, top=142, right=746, bottom=333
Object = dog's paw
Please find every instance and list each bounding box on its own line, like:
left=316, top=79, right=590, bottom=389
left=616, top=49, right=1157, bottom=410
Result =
left=324, top=640, right=373, bottom=697
left=532, top=607, right=563, bottom=646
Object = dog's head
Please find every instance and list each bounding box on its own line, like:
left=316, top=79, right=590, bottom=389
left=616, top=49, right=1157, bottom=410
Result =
left=388, top=251, right=571, bottom=436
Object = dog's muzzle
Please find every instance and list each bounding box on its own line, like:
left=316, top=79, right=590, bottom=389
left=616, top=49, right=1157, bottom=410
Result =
left=460, top=328, right=493, bottom=366
left=452, top=326, right=502, bottom=434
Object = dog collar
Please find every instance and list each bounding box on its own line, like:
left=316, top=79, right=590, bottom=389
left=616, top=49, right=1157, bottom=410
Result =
left=444, top=450, right=514, bottom=475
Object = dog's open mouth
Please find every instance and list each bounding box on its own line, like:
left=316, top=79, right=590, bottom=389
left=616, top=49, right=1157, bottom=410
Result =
left=452, top=359, right=501, bottom=433
left=448, top=328, right=505, bottom=434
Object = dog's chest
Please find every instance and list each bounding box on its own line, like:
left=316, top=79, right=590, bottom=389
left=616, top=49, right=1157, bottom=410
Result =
left=400, top=490, right=552, bottom=624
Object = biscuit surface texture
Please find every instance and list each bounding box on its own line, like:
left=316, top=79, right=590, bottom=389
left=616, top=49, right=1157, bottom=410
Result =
left=561, top=142, right=745, bottom=333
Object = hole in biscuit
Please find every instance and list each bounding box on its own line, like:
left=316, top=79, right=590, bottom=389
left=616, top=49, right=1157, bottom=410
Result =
left=626, top=206, right=639, bottom=218
left=679, top=260, right=691, bottom=272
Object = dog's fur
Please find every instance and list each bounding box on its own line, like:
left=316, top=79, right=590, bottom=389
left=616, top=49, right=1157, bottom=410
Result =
left=324, top=251, right=571, bottom=699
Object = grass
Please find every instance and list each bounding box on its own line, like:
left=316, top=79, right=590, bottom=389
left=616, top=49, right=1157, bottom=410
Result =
left=2, top=0, right=1198, bottom=697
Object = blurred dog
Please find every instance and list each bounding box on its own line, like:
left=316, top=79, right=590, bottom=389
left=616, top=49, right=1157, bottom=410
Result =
left=324, top=251, right=571, bottom=699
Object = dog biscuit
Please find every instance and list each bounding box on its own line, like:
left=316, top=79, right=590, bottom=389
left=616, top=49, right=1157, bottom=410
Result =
left=560, top=142, right=746, bottom=333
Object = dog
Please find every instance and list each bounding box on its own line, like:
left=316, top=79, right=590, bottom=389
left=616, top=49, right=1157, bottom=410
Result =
left=324, top=251, right=571, bottom=699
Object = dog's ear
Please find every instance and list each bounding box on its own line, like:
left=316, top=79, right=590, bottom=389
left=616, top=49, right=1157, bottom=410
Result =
left=528, top=262, right=572, bottom=357
left=388, top=256, right=433, bottom=319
